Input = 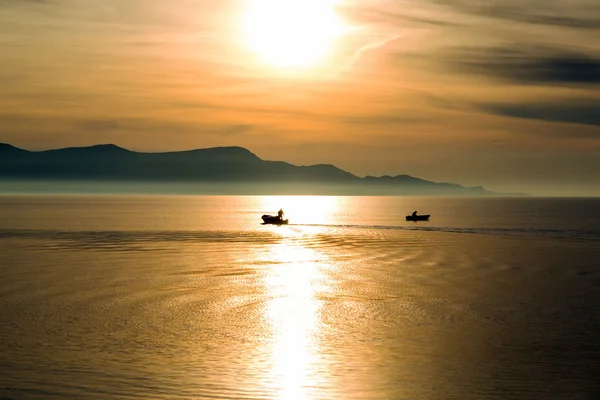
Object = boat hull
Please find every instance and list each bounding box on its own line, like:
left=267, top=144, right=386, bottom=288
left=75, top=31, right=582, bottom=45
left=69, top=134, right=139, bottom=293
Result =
left=406, top=215, right=430, bottom=221
left=261, top=215, right=289, bottom=225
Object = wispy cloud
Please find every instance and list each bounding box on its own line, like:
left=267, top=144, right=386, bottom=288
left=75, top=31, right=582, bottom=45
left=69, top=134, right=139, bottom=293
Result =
left=345, top=34, right=403, bottom=69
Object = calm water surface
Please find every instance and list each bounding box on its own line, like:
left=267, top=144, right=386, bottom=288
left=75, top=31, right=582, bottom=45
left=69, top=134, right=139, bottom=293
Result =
left=1, top=195, right=599, bottom=399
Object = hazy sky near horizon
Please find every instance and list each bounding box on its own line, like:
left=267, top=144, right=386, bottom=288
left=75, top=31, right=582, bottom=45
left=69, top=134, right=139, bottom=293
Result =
left=1, top=0, right=599, bottom=195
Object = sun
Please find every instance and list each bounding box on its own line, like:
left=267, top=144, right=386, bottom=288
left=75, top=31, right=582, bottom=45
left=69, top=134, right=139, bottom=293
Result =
left=242, top=0, right=345, bottom=69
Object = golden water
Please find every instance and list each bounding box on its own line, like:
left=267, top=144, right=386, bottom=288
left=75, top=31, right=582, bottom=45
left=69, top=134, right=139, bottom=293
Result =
left=1, top=195, right=599, bottom=399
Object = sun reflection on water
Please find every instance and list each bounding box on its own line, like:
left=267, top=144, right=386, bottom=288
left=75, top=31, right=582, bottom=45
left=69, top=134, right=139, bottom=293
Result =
left=262, top=228, right=330, bottom=399
left=259, top=195, right=340, bottom=225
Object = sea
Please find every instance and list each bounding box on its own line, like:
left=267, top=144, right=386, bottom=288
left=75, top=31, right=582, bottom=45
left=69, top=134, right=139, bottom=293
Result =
left=1, top=195, right=599, bottom=400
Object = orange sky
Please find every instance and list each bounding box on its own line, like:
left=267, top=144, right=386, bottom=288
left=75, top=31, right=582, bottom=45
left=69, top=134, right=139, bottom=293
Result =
left=1, top=0, right=599, bottom=195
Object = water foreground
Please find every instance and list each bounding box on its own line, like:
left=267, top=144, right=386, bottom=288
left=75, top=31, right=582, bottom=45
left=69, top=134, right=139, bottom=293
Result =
left=1, top=195, right=599, bottom=399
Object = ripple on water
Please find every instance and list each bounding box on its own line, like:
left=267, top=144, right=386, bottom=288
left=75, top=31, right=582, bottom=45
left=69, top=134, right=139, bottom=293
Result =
left=1, top=225, right=600, bottom=399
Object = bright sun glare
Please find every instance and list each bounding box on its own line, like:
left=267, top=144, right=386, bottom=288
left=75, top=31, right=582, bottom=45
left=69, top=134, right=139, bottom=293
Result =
left=243, top=0, right=345, bottom=68
left=260, top=196, right=339, bottom=225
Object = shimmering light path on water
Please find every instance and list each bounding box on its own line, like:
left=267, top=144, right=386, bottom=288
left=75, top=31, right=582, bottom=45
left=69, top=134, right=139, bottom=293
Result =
left=1, top=196, right=599, bottom=399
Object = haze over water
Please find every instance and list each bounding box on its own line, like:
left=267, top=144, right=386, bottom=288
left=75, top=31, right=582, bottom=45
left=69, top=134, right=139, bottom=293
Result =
left=1, top=195, right=600, bottom=399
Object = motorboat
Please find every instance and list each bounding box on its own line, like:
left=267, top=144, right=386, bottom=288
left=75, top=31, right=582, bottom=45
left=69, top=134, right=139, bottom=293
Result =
left=406, top=214, right=430, bottom=221
left=261, top=215, right=289, bottom=225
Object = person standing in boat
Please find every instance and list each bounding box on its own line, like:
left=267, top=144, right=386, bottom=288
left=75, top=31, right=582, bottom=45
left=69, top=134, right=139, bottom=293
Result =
left=412, top=210, right=417, bottom=217
left=278, top=208, right=284, bottom=221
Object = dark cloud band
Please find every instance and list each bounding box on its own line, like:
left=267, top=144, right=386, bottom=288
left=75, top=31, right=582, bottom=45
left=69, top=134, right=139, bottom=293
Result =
left=480, top=101, right=600, bottom=129
left=448, top=47, right=600, bottom=85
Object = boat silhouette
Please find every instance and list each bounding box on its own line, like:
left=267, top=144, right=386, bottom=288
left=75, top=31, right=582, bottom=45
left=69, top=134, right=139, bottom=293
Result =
left=405, top=214, right=430, bottom=221
left=261, top=215, right=289, bottom=225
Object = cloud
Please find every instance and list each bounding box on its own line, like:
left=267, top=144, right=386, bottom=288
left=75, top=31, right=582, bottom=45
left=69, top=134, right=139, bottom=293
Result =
left=502, top=13, right=600, bottom=30
left=0, top=0, right=52, bottom=5
left=431, top=0, right=600, bottom=30
left=339, top=113, right=427, bottom=126
left=340, top=6, right=456, bottom=29
left=220, top=124, right=254, bottom=136
left=0, top=114, right=249, bottom=136
left=479, top=101, right=600, bottom=129
left=78, top=119, right=121, bottom=132
left=447, top=46, right=600, bottom=85
left=345, top=34, right=403, bottom=70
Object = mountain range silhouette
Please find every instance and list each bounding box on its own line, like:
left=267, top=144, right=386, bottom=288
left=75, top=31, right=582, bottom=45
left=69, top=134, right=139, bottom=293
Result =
left=0, top=143, right=524, bottom=195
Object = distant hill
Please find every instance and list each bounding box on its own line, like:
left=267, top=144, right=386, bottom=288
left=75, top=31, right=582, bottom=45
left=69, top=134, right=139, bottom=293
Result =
left=0, top=143, right=524, bottom=196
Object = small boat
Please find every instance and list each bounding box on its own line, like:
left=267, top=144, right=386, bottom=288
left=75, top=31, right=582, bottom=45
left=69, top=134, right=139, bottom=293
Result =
left=262, top=215, right=289, bottom=225
left=406, top=214, right=430, bottom=221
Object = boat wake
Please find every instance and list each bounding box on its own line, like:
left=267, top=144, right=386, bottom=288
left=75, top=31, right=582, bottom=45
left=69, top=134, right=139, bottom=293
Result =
left=290, top=223, right=600, bottom=240
left=0, top=223, right=598, bottom=254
